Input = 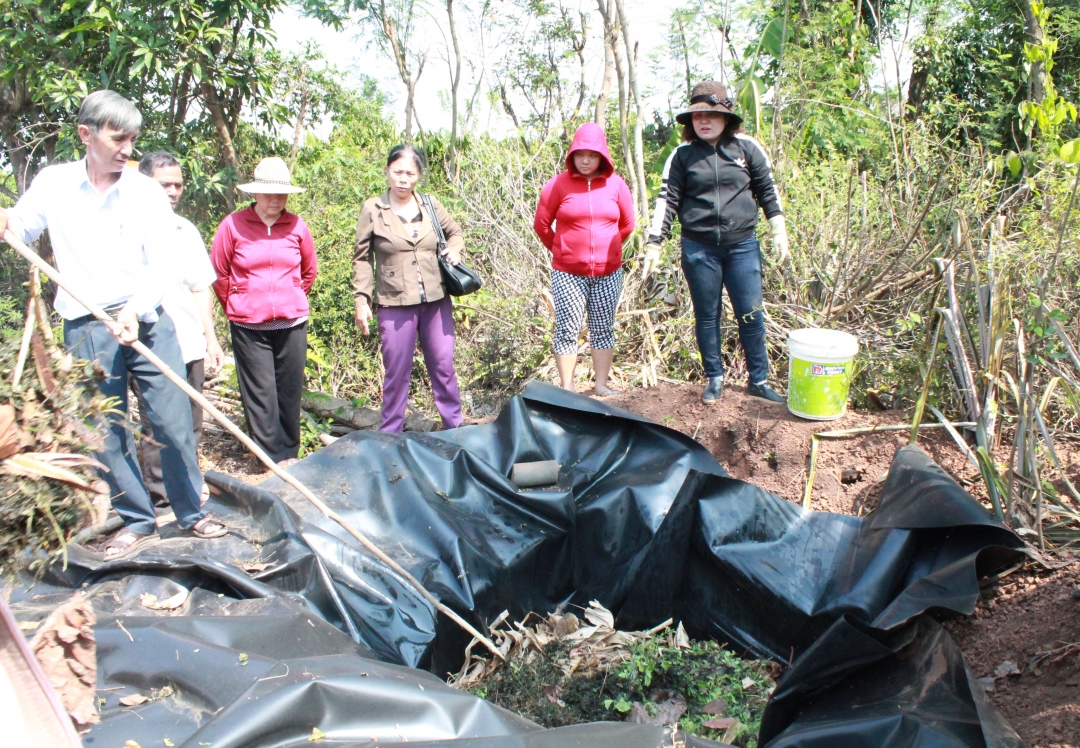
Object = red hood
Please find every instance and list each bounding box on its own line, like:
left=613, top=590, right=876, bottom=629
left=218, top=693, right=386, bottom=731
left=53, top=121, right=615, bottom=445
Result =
left=566, top=122, right=614, bottom=178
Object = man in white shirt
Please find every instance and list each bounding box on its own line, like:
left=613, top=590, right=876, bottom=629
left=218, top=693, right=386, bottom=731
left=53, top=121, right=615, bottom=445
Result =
left=129, top=151, right=225, bottom=507
left=0, top=90, right=226, bottom=558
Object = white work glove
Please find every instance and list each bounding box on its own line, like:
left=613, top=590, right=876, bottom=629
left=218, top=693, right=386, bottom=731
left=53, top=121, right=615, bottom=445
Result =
left=642, top=243, right=662, bottom=277
left=767, top=215, right=792, bottom=267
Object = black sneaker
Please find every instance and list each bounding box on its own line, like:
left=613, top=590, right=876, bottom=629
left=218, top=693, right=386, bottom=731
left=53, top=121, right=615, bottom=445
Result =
left=702, top=376, right=724, bottom=404
left=747, top=382, right=785, bottom=402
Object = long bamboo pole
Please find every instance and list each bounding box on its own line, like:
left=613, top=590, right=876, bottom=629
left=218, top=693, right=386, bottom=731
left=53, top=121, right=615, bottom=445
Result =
left=3, top=229, right=502, bottom=660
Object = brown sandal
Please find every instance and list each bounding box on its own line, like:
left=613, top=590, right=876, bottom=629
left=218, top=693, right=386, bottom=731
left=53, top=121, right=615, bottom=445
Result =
left=103, top=528, right=155, bottom=560
left=185, top=516, right=227, bottom=539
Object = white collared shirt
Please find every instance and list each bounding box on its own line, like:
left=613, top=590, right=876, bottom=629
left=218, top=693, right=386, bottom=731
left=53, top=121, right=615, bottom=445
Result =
left=160, top=214, right=216, bottom=363
left=6, top=159, right=174, bottom=321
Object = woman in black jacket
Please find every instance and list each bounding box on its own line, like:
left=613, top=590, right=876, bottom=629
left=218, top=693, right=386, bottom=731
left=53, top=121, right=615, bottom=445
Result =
left=644, top=81, right=790, bottom=404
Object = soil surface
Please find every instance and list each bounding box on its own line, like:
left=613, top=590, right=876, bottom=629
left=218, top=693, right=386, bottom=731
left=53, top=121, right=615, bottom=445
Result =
left=944, top=565, right=1080, bottom=748
left=605, top=381, right=988, bottom=513
left=197, top=381, right=1080, bottom=747
left=198, top=425, right=275, bottom=485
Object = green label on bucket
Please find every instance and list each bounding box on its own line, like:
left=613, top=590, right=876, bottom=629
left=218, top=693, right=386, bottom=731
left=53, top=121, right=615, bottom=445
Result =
left=788, top=357, right=852, bottom=419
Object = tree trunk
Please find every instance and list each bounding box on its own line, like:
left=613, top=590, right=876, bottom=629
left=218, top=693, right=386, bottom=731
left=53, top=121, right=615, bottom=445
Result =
left=404, top=84, right=415, bottom=143
left=905, top=0, right=938, bottom=120
left=498, top=81, right=531, bottom=154
left=411, top=94, right=426, bottom=147
left=676, top=13, right=692, bottom=100
left=376, top=1, right=424, bottom=144
left=201, top=80, right=239, bottom=210
left=570, top=11, right=588, bottom=122
left=615, top=38, right=636, bottom=201
left=171, top=69, right=193, bottom=146
left=1, top=122, right=30, bottom=195
left=201, top=82, right=240, bottom=172
left=615, top=0, right=649, bottom=218
left=0, top=79, right=34, bottom=193
left=289, top=77, right=310, bottom=170
left=446, top=0, right=463, bottom=175
left=594, top=31, right=614, bottom=128
left=597, top=0, right=636, bottom=199
left=1019, top=0, right=1045, bottom=105
left=719, top=0, right=731, bottom=83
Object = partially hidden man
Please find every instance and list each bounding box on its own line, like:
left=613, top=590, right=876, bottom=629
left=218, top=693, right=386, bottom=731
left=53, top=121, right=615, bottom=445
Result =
left=0, top=90, right=227, bottom=558
left=129, top=151, right=225, bottom=507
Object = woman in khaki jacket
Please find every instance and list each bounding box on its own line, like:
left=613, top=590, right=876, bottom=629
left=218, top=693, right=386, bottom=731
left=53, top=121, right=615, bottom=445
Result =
left=353, top=144, right=465, bottom=432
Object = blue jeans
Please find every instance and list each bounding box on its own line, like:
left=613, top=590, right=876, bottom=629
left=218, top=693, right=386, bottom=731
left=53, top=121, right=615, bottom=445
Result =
left=64, top=310, right=206, bottom=535
left=680, top=236, right=769, bottom=384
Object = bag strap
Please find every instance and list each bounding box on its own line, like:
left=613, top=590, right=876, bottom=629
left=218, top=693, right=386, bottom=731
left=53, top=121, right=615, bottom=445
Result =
left=420, top=193, right=448, bottom=253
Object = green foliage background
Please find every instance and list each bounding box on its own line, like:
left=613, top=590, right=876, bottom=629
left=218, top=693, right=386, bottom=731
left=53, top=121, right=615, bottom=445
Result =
left=1, top=0, right=1079, bottom=427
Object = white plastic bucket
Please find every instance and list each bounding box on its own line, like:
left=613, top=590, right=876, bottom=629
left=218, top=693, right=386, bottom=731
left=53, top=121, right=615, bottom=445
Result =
left=786, top=328, right=859, bottom=421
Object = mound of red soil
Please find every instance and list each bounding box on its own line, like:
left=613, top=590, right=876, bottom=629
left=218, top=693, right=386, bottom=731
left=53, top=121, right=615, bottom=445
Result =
left=945, top=565, right=1080, bottom=748
left=606, top=382, right=982, bottom=513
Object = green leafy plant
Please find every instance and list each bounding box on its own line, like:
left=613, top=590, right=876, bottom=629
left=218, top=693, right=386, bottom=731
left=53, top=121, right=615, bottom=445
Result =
left=605, top=637, right=774, bottom=746
left=299, top=412, right=332, bottom=458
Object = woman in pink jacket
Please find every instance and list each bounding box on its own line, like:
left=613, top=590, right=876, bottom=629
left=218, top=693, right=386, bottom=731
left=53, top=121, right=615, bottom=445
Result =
left=211, top=157, right=317, bottom=465
left=534, top=123, right=635, bottom=396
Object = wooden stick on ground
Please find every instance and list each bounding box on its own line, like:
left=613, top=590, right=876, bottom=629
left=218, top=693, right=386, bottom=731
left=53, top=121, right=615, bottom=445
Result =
left=3, top=229, right=502, bottom=660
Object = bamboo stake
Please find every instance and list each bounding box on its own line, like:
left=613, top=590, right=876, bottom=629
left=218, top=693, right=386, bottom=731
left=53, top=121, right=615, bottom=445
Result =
left=11, top=276, right=36, bottom=388
left=3, top=229, right=502, bottom=660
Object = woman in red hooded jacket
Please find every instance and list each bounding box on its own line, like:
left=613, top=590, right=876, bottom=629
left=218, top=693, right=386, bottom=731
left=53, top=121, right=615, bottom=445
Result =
left=534, top=123, right=635, bottom=396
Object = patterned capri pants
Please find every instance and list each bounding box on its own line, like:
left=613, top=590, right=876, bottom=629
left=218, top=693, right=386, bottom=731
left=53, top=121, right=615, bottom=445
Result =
left=551, top=268, right=624, bottom=354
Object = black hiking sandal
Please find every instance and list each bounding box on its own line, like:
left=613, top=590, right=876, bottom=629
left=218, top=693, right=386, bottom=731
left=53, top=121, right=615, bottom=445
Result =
left=701, top=376, right=724, bottom=404
left=747, top=382, right=785, bottom=403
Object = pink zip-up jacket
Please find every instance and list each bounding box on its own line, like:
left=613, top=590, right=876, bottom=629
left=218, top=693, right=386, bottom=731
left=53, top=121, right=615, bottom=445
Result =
left=533, top=122, right=635, bottom=277
left=211, top=206, right=318, bottom=324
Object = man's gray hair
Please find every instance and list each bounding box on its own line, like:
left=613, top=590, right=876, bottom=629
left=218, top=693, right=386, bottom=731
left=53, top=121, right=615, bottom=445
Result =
left=78, top=90, right=142, bottom=136
left=139, top=151, right=181, bottom=177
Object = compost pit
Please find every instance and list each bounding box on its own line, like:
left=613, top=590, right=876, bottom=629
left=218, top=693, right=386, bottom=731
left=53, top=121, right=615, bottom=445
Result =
left=451, top=601, right=776, bottom=747
left=191, top=380, right=1079, bottom=747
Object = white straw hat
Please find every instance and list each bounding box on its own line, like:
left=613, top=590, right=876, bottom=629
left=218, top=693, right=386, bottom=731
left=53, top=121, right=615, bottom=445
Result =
left=237, top=157, right=305, bottom=194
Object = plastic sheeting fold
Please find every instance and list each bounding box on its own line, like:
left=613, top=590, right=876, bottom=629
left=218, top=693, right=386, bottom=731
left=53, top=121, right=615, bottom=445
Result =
left=7, top=383, right=1026, bottom=747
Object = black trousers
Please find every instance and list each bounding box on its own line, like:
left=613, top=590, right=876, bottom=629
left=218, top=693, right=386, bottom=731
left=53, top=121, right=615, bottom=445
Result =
left=131, top=358, right=205, bottom=506
left=230, top=322, right=307, bottom=463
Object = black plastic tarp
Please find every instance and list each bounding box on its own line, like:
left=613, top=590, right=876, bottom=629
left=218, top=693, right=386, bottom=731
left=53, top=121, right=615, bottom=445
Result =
left=6, top=383, right=1026, bottom=747
left=759, top=615, right=1022, bottom=747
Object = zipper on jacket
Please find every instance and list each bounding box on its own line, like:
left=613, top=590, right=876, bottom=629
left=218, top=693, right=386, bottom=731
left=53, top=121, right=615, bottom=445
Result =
left=587, top=178, right=595, bottom=274
left=268, top=223, right=276, bottom=320
left=714, top=143, right=722, bottom=246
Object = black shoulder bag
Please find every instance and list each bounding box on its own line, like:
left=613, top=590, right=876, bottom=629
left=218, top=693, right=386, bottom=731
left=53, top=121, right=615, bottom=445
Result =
left=420, top=193, right=482, bottom=297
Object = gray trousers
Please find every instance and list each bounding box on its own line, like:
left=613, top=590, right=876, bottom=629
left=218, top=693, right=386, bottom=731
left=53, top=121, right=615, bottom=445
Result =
left=64, top=310, right=205, bottom=535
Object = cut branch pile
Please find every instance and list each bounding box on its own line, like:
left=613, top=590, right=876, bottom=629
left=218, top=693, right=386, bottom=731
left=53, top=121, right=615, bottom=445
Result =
left=0, top=277, right=112, bottom=575
left=452, top=600, right=678, bottom=690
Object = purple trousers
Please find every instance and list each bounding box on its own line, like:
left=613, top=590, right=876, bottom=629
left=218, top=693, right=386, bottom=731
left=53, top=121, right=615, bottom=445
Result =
left=378, top=295, right=463, bottom=432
